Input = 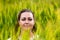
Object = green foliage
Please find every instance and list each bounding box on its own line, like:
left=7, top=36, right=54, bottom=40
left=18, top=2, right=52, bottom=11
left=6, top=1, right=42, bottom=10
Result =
left=0, top=0, right=60, bottom=40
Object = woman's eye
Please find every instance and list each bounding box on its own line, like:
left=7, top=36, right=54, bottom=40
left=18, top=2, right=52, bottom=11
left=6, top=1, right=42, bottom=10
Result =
left=21, top=18, right=26, bottom=21
left=28, top=18, right=32, bottom=21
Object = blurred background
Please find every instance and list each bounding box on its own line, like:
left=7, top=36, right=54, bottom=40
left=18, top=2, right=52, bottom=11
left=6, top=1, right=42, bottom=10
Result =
left=0, top=0, right=60, bottom=40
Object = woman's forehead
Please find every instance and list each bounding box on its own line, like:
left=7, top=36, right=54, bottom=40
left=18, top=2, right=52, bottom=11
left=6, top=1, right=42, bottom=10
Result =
left=20, top=12, right=33, bottom=18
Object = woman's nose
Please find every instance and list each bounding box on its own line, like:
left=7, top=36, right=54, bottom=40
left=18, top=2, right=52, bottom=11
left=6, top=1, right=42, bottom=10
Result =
left=25, top=20, right=29, bottom=24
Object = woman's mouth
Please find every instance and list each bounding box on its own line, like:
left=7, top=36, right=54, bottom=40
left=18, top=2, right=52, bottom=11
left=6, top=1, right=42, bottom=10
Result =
left=24, top=24, right=29, bottom=27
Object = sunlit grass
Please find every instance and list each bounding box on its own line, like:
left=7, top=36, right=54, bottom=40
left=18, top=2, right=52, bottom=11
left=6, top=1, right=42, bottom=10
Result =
left=0, top=0, right=60, bottom=40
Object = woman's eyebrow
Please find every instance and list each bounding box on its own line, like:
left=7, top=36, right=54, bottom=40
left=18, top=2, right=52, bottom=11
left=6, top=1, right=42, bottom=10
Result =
left=21, top=17, right=26, bottom=18
left=28, top=16, right=32, bottom=18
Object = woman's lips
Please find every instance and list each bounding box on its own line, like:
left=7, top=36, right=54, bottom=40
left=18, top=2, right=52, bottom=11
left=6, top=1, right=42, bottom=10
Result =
left=24, top=24, right=29, bottom=27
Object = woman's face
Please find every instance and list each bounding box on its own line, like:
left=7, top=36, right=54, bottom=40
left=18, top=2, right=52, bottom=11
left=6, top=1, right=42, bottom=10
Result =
left=19, top=12, right=35, bottom=31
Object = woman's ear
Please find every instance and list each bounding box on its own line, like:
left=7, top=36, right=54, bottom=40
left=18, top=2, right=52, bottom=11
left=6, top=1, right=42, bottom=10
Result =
left=18, top=21, right=20, bottom=26
left=34, top=20, right=36, bottom=25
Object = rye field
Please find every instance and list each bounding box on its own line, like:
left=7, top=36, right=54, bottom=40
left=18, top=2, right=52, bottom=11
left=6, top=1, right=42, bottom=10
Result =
left=0, top=0, right=60, bottom=40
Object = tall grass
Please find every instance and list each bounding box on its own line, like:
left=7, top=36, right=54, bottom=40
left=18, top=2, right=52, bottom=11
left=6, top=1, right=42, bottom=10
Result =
left=0, top=0, right=60, bottom=40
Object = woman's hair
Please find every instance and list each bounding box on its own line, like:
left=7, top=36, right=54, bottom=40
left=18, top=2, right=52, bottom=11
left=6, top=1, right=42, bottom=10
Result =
left=15, top=9, right=36, bottom=34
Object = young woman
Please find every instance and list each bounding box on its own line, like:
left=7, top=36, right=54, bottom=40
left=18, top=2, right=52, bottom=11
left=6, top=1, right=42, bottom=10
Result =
left=8, top=9, right=37, bottom=40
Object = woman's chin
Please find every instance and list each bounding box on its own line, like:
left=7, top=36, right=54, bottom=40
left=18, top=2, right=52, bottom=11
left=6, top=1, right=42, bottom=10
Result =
left=22, top=27, right=31, bottom=31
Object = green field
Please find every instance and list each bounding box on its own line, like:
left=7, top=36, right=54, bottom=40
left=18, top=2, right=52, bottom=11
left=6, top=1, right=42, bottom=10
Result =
left=0, top=0, right=60, bottom=40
